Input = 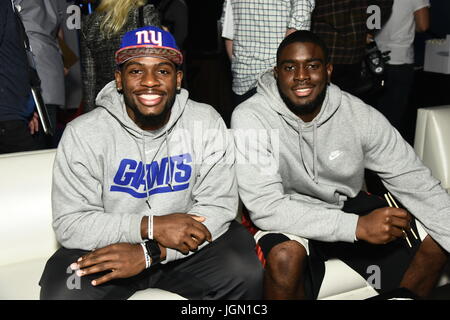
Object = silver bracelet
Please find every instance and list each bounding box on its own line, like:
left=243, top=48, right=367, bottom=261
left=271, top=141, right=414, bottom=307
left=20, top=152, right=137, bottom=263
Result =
left=140, top=242, right=151, bottom=269
left=147, top=215, right=154, bottom=240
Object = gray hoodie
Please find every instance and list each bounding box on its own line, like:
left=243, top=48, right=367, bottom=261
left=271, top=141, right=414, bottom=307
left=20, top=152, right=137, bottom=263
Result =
left=52, top=81, right=237, bottom=263
left=231, top=69, right=450, bottom=251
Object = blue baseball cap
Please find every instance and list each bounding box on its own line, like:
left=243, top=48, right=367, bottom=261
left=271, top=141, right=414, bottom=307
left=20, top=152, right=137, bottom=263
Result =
left=115, top=26, right=183, bottom=66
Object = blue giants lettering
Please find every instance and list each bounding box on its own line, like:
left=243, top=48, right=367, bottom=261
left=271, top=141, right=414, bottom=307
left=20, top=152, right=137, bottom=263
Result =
left=171, top=154, right=192, bottom=183
left=110, top=153, right=192, bottom=198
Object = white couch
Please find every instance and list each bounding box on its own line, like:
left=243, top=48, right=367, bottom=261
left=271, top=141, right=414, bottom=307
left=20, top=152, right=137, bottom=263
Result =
left=0, top=149, right=182, bottom=300
left=0, top=144, right=448, bottom=300
left=414, top=105, right=450, bottom=194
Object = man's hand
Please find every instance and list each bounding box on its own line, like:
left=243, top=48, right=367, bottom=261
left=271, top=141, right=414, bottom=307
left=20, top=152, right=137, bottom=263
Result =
left=153, top=213, right=212, bottom=255
left=70, top=243, right=146, bottom=286
left=356, top=207, right=412, bottom=244
left=28, top=112, right=39, bottom=135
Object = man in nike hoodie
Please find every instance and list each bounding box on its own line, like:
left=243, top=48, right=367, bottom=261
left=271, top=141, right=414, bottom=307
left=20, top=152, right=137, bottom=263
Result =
left=39, top=26, right=263, bottom=300
left=231, top=30, right=450, bottom=299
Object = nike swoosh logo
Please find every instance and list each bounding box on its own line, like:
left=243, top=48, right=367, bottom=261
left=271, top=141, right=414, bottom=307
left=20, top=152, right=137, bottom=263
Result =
left=329, top=150, right=343, bottom=161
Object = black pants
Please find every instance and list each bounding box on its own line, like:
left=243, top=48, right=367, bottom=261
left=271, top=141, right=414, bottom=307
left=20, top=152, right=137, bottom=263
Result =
left=39, top=221, right=264, bottom=300
left=373, top=64, right=415, bottom=138
left=0, top=119, right=45, bottom=154
left=258, top=192, right=421, bottom=299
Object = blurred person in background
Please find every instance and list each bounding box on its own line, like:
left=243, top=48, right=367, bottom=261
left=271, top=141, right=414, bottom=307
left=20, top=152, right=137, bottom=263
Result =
left=17, top=0, right=66, bottom=148
left=0, top=0, right=43, bottom=154
left=374, top=0, right=430, bottom=139
left=221, top=0, right=315, bottom=107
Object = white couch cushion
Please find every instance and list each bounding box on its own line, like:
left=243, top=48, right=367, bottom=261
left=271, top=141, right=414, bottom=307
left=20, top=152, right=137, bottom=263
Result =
left=414, top=105, right=450, bottom=193
left=0, top=149, right=59, bottom=266
left=318, top=259, right=377, bottom=300
left=0, top=258, right=47, bottom=300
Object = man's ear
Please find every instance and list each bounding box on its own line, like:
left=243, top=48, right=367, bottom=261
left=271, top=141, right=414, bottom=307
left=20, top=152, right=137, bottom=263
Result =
left=326, top=63, right=333, bottom=84
left=115, top=70, right=123, bottom=93
left=176, top=70, right=183, bottom=91
left=273, top=66, right=278, bottom=79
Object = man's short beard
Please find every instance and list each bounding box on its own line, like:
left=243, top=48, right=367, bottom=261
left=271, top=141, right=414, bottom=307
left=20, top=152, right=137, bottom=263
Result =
left=123, top=93, right=176, bottom=129
left=278, top=83, right=327, bottom=117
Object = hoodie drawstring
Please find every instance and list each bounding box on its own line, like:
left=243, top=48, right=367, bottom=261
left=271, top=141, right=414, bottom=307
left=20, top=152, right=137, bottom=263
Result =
left=141, top=130, right=172, bottom=210
left=165, top=129, right=174, bottom=191
left=313, top=122, right=318, bottom=184
left=142, top=132, right=152, bottom=209
left=297, top=121, right=319, bottom=184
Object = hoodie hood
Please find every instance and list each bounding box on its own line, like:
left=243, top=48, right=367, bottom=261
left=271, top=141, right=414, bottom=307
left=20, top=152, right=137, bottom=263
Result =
left=256, top=69, right=343, bottom=184
left=94, top=80, right=189, bottom=208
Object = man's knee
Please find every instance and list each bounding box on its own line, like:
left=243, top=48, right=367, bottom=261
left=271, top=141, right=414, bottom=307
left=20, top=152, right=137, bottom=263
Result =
left=416, top=235, right=448, bottom=265
left=266, top=240, right=307, bottom=275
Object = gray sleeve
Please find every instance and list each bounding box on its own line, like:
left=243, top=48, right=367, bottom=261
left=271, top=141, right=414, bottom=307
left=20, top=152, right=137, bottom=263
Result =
left=363, top=107, right=450, bottom=252
left=51, top=125, right=143, bottom=250
left=231, top=107, right=358, bottom=243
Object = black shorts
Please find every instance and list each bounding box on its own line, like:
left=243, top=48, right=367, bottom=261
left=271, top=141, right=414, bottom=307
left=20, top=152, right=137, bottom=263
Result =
left=257, top=191, right=421, bottom=299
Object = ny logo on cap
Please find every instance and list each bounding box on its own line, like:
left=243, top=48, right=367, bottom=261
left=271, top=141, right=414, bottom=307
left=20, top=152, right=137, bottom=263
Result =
left=135, top=30, right=163, bottom=47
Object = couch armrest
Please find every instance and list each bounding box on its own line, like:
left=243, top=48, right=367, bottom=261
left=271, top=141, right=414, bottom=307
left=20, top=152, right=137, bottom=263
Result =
left=0, top=149, right=59, bottom=266
left=414, top=106, right=450, bottom=192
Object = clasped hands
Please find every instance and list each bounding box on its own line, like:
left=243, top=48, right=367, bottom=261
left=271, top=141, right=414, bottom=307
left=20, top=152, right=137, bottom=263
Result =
left=70, top=213, right=212, bottom=286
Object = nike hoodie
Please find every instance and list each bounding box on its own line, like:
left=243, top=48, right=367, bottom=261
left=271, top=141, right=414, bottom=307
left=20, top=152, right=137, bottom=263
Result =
left=231, top=69, right=450, bottom=251
left=52, top=81, right=237, bottom=263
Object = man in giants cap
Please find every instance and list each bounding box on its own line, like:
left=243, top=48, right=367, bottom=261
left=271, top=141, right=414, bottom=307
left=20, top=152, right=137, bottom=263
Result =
left=39, top=26, right=263, bottom=300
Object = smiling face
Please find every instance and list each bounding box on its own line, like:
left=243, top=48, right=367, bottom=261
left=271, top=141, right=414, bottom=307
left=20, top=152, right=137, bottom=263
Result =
left=115, top=56, right=183, bottom=131
left=275, top=41, right=332, bottom=122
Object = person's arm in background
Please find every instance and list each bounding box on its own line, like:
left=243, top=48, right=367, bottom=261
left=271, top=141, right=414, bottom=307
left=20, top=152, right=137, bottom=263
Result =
left=414, top=5, right=429, bottom=33
left=286, top=0, right=315, bottom=36
left=225, top=39, right=233, bottom=60
left=220, top=0, right=234, bottom=60
left=79, top=18, right=96, bottom=113
left=163, top=0, right=188, bottom=50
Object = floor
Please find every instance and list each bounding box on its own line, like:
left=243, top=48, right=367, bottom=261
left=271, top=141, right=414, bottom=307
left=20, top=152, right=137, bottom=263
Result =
left=430, top=284, right=450, bottom=300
